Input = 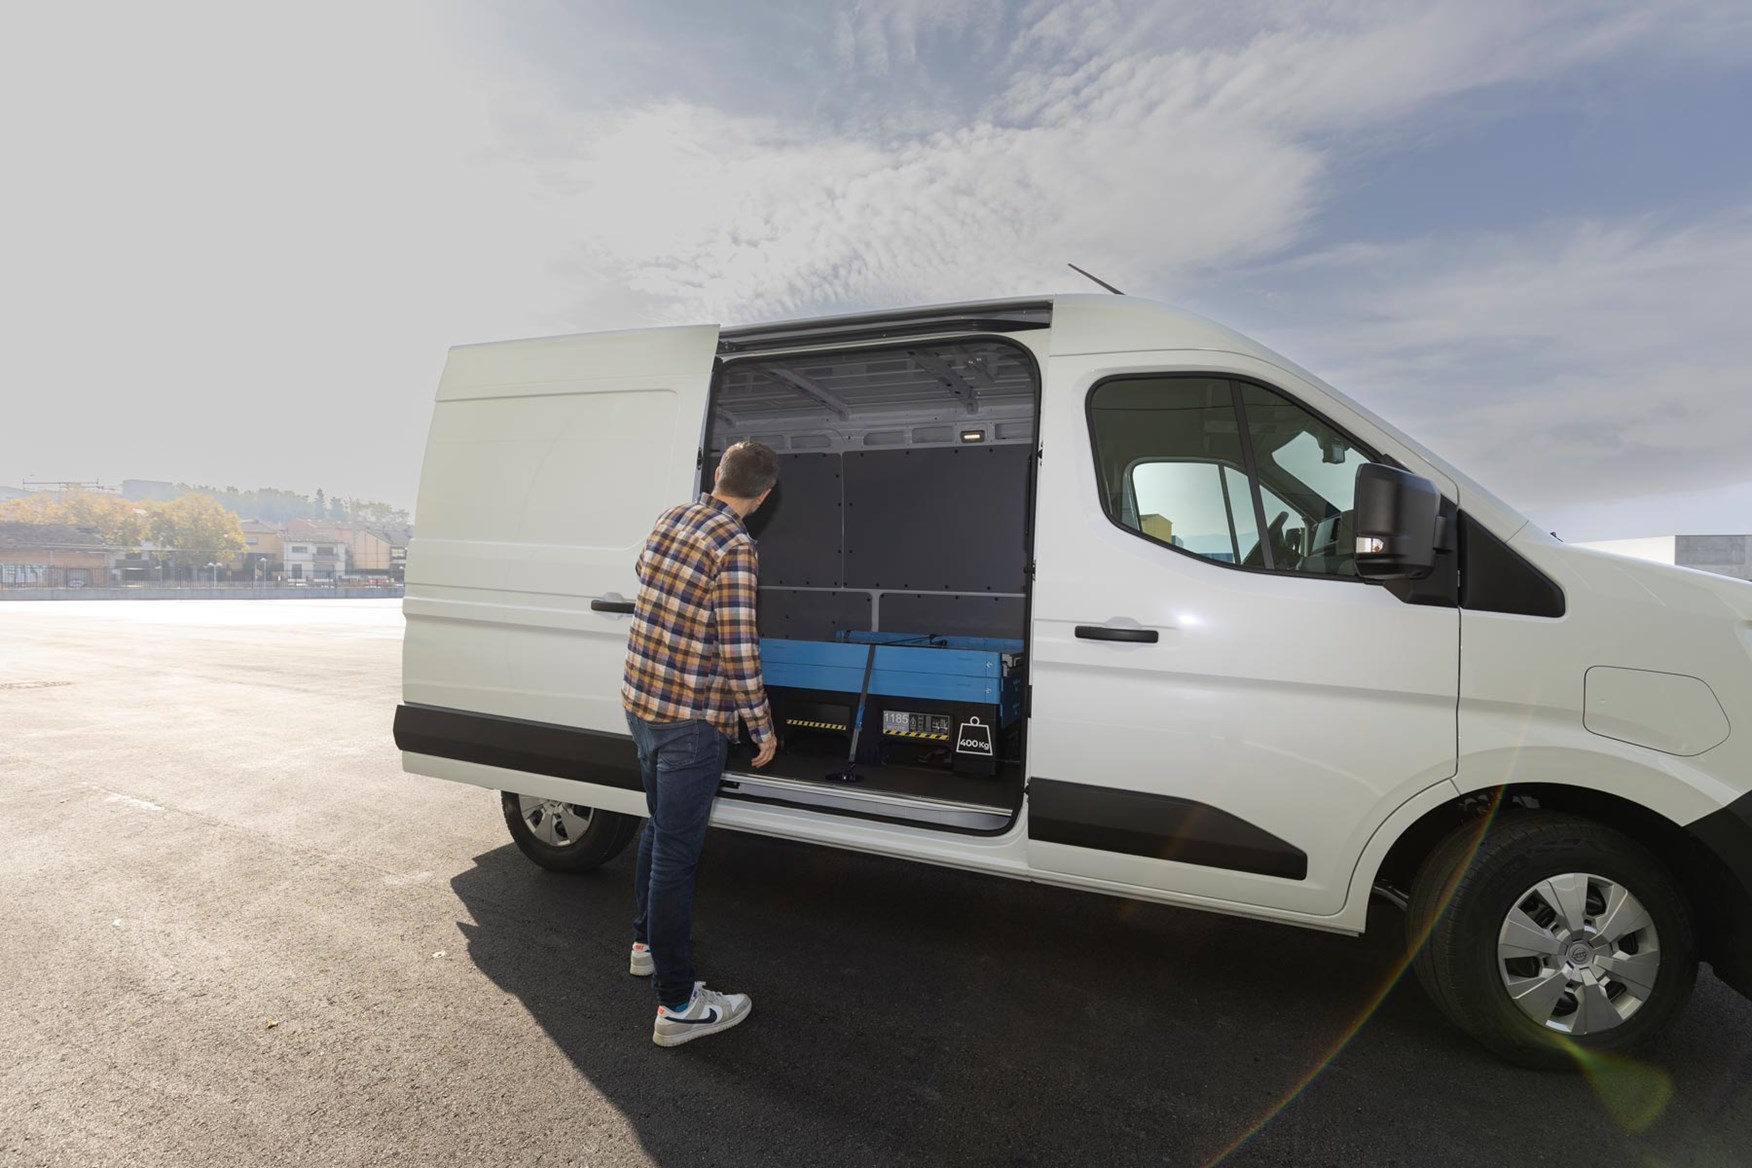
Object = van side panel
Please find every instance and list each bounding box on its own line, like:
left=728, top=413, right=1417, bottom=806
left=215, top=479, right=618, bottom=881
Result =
left=1453, top=532, right=1752, bottom=827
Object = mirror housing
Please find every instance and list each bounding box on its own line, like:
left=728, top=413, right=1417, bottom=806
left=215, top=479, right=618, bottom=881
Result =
left=1353, top=463, right=1441, bottom=581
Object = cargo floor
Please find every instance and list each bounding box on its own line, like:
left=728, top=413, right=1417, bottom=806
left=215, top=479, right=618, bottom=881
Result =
left=725, top=744, right=1019, bottom=811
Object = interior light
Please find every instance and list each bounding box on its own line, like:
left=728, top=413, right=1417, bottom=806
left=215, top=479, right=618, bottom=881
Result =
left=960, top=429, right=986, bottom=444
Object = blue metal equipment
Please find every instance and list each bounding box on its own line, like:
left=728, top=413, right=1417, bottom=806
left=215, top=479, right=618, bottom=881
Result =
left=762, top=631, right=1025, bottom=775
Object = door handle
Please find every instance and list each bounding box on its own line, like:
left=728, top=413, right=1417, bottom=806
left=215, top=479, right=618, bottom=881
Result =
left=1074, top=624, right=1158, bottom=643
left=591, top=593, right=635, bottom=614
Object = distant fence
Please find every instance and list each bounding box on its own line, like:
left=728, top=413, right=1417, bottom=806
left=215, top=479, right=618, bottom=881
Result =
left=0, top=587, right=405, bottom=601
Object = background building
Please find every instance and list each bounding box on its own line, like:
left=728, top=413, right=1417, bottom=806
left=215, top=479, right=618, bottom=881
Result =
left=1575, top=535, right=1752, bottom=582
left=283, top=521, right=349, bottom=582
left=232, top=519, right=285, bottom=582
left=350, top=525, right=410, bottom=580
left=277, top=520, right=410, bottom=582
left=121, top=479, right=180, bottom=502
left=0, top=521, right=117, bottom=586
left=385, top=528, right=409, bottom=582
left=340, top=527, right=393, bottom=576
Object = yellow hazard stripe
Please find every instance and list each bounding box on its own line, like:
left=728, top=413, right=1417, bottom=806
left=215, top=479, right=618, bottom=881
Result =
left=785, top=719, right=847, bottom=731
left=882, top=729, right=950, bottom=740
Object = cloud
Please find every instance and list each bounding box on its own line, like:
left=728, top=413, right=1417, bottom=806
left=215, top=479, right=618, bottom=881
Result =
left=1237, top=210, right=1752, bottom=511
left=541, top=97, right=1317, bottom=324
left=0, top=0, right=1745, bottom=522
left=0, top=1, right=576, bottom=503
left=519, top=0, right=1743, bottom=327
left=491, top=1, right=1750, bottom=534
left=831, top=0, right=1008, bottom=77
left=1531, top=478, right=1752, bottom=542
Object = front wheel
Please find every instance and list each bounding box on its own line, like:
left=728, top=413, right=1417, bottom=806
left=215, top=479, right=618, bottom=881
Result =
left=500, top=792, right=640, bottom=873
left=1409, top=813, right=1697, bottom=1069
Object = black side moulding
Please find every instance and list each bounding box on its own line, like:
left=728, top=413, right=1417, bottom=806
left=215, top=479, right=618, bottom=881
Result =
left=393, top=704, right=643, bottom=792
left=1029, top=779, right=1307, bottom=880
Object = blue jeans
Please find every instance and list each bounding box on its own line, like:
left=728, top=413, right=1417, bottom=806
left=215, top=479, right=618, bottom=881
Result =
left=627, top=713, right=729, bottom=1009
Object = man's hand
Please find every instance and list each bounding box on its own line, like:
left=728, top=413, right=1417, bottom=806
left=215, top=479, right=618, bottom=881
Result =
left=751, top=735, right=777, bottom=768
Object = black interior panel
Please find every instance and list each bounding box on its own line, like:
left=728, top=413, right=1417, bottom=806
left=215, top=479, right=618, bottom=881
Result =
left=843, top=445, right=1031, bottom=593
left=880, top=592, right=1025, bottom=639
left=757, top=588, right=871, bottom=640
left=747, top=453, right=843, bottom=587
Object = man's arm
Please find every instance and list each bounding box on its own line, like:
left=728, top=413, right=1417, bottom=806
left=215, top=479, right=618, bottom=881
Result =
left=711, top=537, right=775, bottom=747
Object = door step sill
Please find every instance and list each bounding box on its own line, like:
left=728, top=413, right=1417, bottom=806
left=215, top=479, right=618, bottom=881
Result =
left=721, top=771, right=1011, bottom=831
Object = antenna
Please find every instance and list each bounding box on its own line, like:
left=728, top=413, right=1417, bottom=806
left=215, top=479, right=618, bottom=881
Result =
left=1067, top=263, right=1124, bottom=295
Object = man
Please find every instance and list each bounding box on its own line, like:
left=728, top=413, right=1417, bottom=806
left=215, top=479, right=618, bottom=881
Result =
left=622, top=440, right=779, bottom=1047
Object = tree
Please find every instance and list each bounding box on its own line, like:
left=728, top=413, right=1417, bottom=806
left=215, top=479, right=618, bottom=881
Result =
left=346, top=499, right=410, bottom=526
left=0, top=487, right=147, bottom=548
left=176, top=483, right=316, bottom=523
left=159, top=481, right=406, bottom=526
left=147, top=493, right=246, bottom=565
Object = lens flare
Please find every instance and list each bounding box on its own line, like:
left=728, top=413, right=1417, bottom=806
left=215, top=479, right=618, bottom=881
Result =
left=1200, top=789, right=1673, bottom=1165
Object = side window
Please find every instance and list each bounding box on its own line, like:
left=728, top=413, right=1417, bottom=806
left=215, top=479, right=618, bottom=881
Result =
left=1128, top=461, right=1259, bottom=563
left=1238, top=384, right=1370, bottom=578
left=1088, top=378, right=1264, bottom=568
left=1088, top=376, right=1374, bottom=578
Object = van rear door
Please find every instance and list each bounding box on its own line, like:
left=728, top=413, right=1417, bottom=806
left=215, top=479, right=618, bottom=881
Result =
left=401, top=325, right=719, bottom=796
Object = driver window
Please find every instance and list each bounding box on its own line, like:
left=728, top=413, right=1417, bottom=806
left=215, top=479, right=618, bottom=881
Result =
left=1129, top=461, right=1259, bottom=563
left=1239, top=385, right=1370, bottom=577
left=1088, top=377, right=1262, bottom=567
left=1089, top=375, right=1375, bottom=579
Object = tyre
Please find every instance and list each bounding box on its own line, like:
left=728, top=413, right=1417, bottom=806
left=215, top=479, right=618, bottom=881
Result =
left=1408, top=812, right=1696, bottom=1070
left=500, top=791, right=640, bottom=873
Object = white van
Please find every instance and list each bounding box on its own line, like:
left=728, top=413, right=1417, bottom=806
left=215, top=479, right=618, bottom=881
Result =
left=396, top=295, right=1752, bottom=1068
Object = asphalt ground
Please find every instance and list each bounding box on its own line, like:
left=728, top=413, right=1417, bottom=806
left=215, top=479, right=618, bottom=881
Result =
left=2, top=599, right=1749, bottom=1168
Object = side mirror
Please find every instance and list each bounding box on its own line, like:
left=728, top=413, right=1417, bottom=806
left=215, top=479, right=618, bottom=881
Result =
left=1353, top=463, right=1441, bottom=581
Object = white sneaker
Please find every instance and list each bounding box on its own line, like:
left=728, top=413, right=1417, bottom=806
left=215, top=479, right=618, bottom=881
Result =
left=630, top=943, right=654, bottom=977
left=652, top=983, right=752, bottom=1048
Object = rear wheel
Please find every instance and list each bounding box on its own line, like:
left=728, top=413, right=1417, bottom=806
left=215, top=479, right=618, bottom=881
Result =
left=1408, top=813, right=1696, bottom=1069
left=500, top=792, right=640, bottom=873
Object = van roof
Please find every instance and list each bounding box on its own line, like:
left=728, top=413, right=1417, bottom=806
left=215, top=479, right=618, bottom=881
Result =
left=718, top=297, right=1052, bottom=354
left=717, top=294, right=1287, bottom=365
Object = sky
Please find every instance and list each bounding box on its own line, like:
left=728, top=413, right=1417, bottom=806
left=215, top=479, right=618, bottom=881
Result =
left=1, top=0, right=1748, bottom=539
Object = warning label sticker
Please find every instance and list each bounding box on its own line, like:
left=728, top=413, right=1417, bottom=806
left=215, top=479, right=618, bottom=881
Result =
left=955, top=717, right=994, bottom=756
left=883, top=710, right=952, bottom=739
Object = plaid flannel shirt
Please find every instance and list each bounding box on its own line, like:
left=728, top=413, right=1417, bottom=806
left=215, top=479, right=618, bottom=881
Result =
left=621, top=494, right=775, bottom=745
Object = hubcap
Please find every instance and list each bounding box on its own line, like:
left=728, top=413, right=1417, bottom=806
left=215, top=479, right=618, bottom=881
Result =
left=1496, top=872, right=1660, bottom=1036
left=517, top=795, right=593, bottom=848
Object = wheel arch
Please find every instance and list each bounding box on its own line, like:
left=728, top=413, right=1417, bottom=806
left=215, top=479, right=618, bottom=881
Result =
left=1371, top=782, right=1752, bottom=998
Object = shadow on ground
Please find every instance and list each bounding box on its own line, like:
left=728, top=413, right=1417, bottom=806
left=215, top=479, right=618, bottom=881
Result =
left=451, top=829, right=1752, bottom=1168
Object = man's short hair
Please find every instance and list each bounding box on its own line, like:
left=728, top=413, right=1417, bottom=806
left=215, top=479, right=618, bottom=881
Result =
left=718, top=440, right=780, bottom=499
